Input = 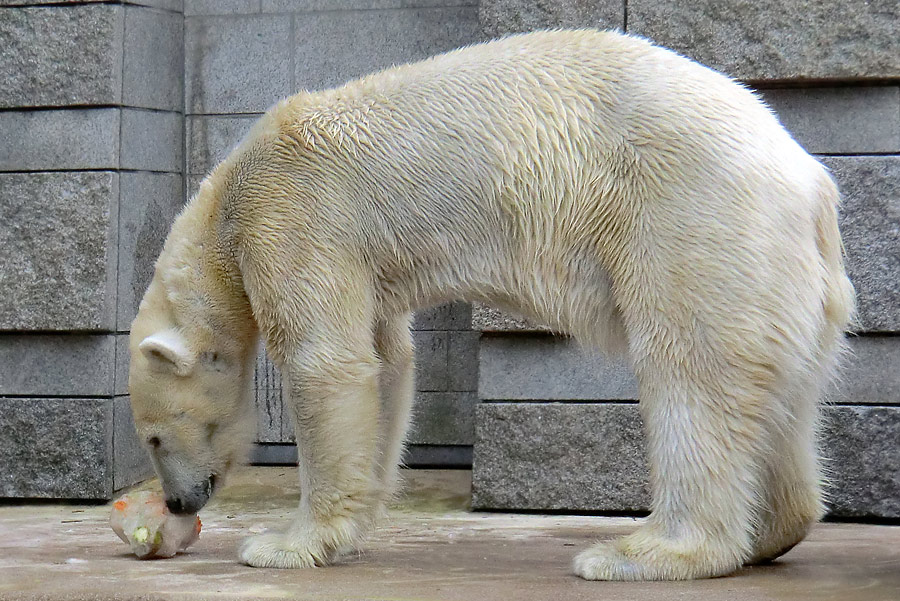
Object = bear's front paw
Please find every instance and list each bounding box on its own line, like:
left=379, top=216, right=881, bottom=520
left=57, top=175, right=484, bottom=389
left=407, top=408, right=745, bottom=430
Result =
left=573, top=532, right=743, bottom=581
left=239, top=532, right=330, bottom=569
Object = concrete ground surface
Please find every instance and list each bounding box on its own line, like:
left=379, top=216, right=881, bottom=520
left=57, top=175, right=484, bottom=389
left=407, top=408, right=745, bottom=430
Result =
left=1, top=468, right=898, bottom=601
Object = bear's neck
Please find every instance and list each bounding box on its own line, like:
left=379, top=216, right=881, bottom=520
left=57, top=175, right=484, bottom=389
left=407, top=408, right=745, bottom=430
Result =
left=156, top=183, right=256, bottom=346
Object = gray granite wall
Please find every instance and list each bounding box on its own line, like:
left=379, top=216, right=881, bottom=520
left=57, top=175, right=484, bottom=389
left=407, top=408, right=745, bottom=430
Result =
left=0, top=0, right=184, bottom=499
left=473, top=0, right=900, bottom=518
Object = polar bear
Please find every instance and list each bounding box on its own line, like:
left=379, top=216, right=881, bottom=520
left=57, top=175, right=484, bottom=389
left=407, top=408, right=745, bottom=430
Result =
left=128, top=29, right=854, bottom=580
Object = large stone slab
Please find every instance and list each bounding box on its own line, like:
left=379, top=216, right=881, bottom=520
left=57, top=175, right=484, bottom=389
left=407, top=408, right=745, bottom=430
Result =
left=413, top=301, right=472, bottom=331
left=254, top=347, right=285, bottom=443
left=473, top=402, right=650, bottom=511
left=120, top=109, right=184, bottom=173
left=185, top=14, right=292, bottom=114
left=117, top=172, right=184, bottom=330
left=293, top=7, right=481, bottom=92
left=0, top=397, right=113, bottom=499
left=479, top=333, right=898, bottom=404
left=472, top=303, right=550, bottom=333
left=122, top=4, right=184, bottom=111
left=0, top=334, right=116, bottom=397
left=185, top=0, right=262, bottom=16
left=473, top=402, right=900, bottom=517
left=0, top=4, right=124, bottom=108
left=821, top=406, right=900, bottom=518
left=0, top=108, right=183, bottom=173
left=263, top=0, right=478, bottom=10
left=113, top=396, right=153, bottom=491
left=761, top=86, right=900, bottom=155
left=0, top=172, right=118, bottom=331
left=408, top=391, right=476, bottom=446
left=448, top=330, right=479, bottom=392
left=479, top=0, right=623, bottom=38
left=413, top=331, right=449, bottom=392
left=825, top=156, right=900, bottom=333
left=0, top=109, right=120, bottom=171
left=833, top=337, right=900, bottom=405
left=628, top=0, right=900, bottom=81
left=479, top=334, right=638, bottom=401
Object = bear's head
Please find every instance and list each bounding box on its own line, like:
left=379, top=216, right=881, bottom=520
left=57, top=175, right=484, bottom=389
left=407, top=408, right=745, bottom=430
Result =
left=128, top=179, right=258, bottom=515
left=129, top=315, right=257, bottom=515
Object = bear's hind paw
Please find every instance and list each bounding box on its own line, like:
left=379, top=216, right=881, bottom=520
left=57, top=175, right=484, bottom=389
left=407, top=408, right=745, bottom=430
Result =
left=573, top=533, right=743, bottom=581
left=239, top=532, right=330, bottom=569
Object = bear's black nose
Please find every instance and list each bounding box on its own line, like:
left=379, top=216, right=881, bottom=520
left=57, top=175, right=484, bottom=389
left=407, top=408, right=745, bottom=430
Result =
left=166, top=497, right=185, bottom=514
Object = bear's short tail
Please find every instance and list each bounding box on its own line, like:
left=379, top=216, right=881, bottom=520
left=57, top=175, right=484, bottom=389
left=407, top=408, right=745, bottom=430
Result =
left=813, top=172, right=856, bottom=363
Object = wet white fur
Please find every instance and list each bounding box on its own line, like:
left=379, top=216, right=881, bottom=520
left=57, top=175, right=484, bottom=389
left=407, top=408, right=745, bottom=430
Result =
left=128, top=30, right=855, bottom=580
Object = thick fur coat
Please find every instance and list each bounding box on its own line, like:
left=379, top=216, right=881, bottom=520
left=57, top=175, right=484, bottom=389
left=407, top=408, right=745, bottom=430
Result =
left=128, top=29, right=855, bottom=580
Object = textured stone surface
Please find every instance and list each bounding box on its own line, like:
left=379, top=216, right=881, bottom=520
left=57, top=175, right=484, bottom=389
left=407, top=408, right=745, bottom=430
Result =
left=0, top=107, right=182, bottom=173
left=413, top=301, right=472, bottom=331
left=0, top=172, right=118, bottom=331
left=761, top=86, right=900, bottom=154
left=264, top=0, right=478, bottom=10
left=0, top=109, right=119, bottom=171
left=479, top=0, right=623, bottom=38
left=479, top=335, right=638, bottom=401
left=473, top=403, right=900, bottom=517
left=115, top=334, right=130, bottom=396
left=113, top=396, right=153, bottom=491
left=0, top=397, right=113, bottom=499
left=825, top=156, right=900, bottom=332
left=472, top=402, right=650, bottom=511
left=0, top=335, right=116, bottom=397
left=0, top=4, right=124, bottom=108
left=834, top=336, right=900, bottom=405
left=185, top=0, right=261, bottom=14
left=294, top=7, right=481, bottom=92
left=448, top=331, right=479, bottom=392
left=186, top=114, right=258, bottom=174
left=120, top=109, right=184, bottom=172
left=185, top=14, right=292, bottom=113
left=628, top=0, right=900, bottom=81
left=472, top=303, right=550, bottom=333
left=821, top=406, right=900, bottom=518
left=408, top=392, right=476, bottom=445
left=117, top=172, right=184, bottom=329
left=413, top=331, right=449, bottom=391
left=130, top=0, right=184, bottom=11
left=123, top=5, right=184, bottom=111
left=254, top=347, right=285, bottom=443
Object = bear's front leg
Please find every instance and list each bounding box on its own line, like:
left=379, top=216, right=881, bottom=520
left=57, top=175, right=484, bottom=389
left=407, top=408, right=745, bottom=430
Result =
left=240, top=342, right=383, bottom=568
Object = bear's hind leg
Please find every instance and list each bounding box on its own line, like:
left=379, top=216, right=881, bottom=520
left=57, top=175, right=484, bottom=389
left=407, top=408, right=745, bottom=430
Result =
left=747, top=390, right=824, bottom=565
left=574, top=341, right=769, bottom=580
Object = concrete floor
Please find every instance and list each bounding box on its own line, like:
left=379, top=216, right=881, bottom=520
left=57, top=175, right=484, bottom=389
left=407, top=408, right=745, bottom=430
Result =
left=1, top=468, right=898, bottom=601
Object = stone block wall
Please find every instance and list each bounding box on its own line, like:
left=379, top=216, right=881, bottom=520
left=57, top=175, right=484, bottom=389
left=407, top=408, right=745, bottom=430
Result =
left=472, top=0, right=900, bottom=518
left=0, top=0, right=184, bottom=498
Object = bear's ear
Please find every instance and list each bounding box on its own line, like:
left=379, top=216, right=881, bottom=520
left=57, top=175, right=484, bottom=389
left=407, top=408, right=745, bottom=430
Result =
left=139, top=329, right=197, bottom=376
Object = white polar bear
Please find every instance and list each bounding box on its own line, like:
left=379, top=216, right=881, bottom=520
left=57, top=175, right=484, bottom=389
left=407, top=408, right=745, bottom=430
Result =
left=128, top=29, right=855, bottom=580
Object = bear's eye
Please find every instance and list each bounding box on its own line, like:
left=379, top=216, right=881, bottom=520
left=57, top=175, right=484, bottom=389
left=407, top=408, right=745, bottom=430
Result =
left=200, top=351, right=227, bottom=372
left=147, top=436, right=161, bottom=448
left=205, top=423, right=218, bottom=440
